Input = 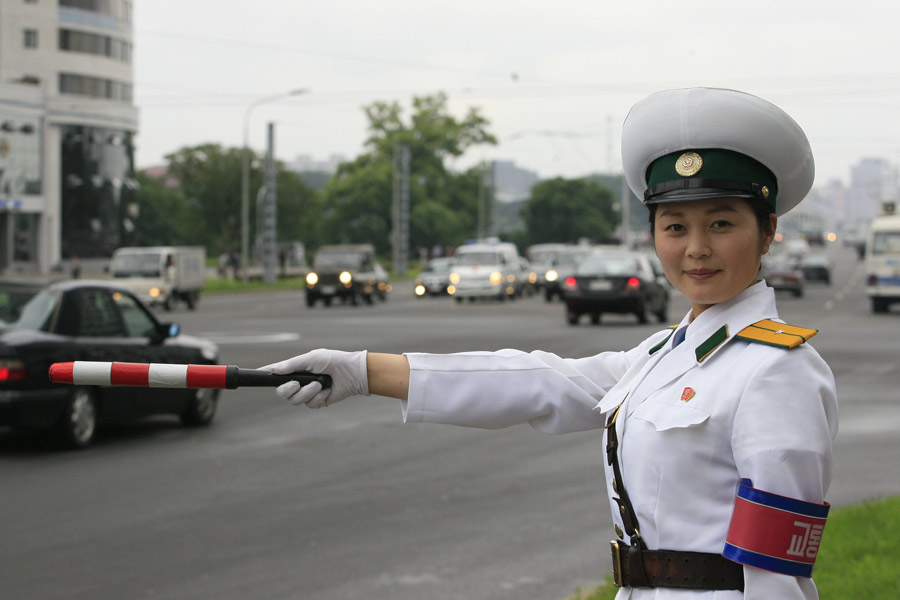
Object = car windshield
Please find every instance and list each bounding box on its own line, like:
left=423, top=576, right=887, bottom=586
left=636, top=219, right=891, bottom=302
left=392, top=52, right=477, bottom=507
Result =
left=314, top=252, right=366, bottom=269
left=557, top=251, right=592, bottom=267
left=872, top=231, right=900, bottom=255
left=578, top=256, right=640, bottom=276
left=529, top=250, right=562, bottom=264
left=112, top=253, right=162, bottom=277
left=424, top=259, right=453, bottom=273
left=0, top=289, right=59, bottom=331
left=455, top=252, right=503, bottom=266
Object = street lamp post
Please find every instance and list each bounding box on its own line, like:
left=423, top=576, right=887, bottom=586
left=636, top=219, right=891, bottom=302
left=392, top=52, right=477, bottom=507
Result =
left=241, top=88, right=307, bottom=283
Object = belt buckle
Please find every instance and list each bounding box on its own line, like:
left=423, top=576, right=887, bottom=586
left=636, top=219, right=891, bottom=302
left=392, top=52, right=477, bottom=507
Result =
left=610, top=540, right=624, bottom=587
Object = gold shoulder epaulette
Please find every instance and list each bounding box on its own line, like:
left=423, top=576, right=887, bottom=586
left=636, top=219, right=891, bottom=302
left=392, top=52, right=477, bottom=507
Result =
left=735, top=319, right=818, bottom=349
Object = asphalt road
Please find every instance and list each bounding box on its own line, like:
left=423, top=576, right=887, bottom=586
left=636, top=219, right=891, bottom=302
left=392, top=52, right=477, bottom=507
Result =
left=2, top=243, right=898, bottom=600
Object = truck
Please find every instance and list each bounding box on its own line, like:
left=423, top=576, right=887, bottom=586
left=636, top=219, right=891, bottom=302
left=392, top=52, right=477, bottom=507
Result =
left=109, top=246, right=206, bottom=310
left=304, top=244, right=390, bottom=307
left=864, top=202, right=900, bottom=313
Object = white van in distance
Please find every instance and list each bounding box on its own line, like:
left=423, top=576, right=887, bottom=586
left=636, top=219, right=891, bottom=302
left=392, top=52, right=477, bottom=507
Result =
left=448, top=241, right=522, bottom=302
left=865, top=202, right=900, bottom=313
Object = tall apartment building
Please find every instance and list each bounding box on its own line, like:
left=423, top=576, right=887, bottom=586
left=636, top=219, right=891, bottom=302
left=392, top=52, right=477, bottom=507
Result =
left=0, top=0, right=137, bottom=274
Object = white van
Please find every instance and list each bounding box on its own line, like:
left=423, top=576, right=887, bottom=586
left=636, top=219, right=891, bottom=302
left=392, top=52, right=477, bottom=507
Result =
left=448, top=241, right=522, bottom=302
left=865, top=203, right=900, bottom=313
left=110, top=246, right=206, bottom=310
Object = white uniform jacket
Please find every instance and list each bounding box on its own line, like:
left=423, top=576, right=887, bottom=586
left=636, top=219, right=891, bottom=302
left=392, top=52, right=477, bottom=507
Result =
left=403, top=281, right=838, bottom=600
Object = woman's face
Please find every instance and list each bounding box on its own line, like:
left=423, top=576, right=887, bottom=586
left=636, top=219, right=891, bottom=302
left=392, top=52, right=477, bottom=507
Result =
left=653, top=197, right=776, bottom=318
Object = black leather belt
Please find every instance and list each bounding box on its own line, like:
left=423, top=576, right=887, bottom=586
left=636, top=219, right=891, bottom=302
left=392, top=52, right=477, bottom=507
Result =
left=605, top=407, right=744, bottom=591
left=611, top=540, right=744, bottom=590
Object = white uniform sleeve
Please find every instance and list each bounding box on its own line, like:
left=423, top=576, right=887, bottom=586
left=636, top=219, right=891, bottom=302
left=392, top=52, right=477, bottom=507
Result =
left=402, top=334, right=664, bottom=433
left=731, top=345, right=838, bottom=599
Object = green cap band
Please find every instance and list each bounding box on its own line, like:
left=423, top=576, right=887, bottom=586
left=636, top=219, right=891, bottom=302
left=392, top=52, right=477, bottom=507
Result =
left=645, top=149, right=778, bottom=211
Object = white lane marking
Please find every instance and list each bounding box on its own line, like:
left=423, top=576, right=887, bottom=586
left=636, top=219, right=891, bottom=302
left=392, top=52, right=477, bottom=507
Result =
left=199, top=332, right=301, bottom=344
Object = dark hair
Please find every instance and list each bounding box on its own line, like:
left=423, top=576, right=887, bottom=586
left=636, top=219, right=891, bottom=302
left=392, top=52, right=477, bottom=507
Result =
left=648, top=197, right=775, bottom=240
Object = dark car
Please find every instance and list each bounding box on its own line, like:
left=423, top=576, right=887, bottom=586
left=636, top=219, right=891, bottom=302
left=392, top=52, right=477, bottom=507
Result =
left=800, top=254, right=832, bottom=284
left=414, top=257, right=454, bottom=297
left=562, top=251, right=670, bottom=325
left=305, top=244, right=390, bottom=307
left=0, top=280, right=220, bottom=448
left=762, top=257, right=804, bottom=297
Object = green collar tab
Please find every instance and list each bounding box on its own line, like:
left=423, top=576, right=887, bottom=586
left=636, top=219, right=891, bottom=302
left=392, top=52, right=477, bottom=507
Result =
left=695, top=325, right=729, bottom=363
left=649, top=326, right=678, bottom=355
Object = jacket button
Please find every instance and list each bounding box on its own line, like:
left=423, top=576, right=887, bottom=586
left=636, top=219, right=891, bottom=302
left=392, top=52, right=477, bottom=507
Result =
left=620, top=505, right=626, bottom=515
left=611, top=478, right=618, bottom=493
left=615, top=525, right=624, bottom=539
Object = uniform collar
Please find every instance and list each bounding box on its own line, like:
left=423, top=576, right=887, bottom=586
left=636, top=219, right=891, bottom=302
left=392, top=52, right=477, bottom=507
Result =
left=672, top=281, right=779, bottom=364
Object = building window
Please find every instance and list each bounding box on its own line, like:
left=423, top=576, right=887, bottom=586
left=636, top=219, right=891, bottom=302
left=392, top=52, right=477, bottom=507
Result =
left=24, top=29, right=39, bottom=48
left=59, top=73, right=132, bottom=102
left=59, top=28, right=132, bottom=63
left=59, top=0, right=133, bottom=25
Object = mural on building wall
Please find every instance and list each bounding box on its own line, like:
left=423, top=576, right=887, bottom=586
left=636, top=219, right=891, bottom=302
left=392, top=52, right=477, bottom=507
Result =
left=61, top=125, right=135, bottom=258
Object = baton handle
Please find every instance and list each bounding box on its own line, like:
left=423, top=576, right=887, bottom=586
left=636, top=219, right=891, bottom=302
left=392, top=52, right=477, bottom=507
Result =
left=230, top=368, right=331, bottom=389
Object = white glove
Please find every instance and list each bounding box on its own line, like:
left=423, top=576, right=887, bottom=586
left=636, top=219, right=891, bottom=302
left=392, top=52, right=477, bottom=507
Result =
left=261, top=349, right=368, bottom=408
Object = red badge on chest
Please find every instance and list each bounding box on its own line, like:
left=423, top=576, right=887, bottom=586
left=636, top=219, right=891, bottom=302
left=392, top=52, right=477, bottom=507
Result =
left=680, top=387, right=695, bottom=402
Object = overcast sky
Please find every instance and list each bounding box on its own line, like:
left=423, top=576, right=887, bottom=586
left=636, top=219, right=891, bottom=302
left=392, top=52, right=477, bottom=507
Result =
left=134, top=1, right=900, bottom=188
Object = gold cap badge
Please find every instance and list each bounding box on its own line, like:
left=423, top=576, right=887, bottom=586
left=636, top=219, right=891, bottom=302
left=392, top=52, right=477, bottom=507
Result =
left=675, top=152, right=703, bottom=177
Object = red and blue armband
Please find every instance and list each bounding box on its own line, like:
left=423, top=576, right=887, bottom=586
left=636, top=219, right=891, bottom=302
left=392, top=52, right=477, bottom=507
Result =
left=723, top=479, right=830, bottom=578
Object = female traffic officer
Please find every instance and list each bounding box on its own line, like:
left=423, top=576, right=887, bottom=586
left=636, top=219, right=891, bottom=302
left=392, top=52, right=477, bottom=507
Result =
left=264, top=88, right=838, bottom=599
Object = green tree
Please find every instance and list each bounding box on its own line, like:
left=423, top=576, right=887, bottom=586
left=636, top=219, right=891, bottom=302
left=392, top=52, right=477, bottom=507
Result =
left=129, top=171, right=191, bottom=247
left=522, top=177, right=618, bottom=244
left=164, top=144, right=244, bottom=256
left=320, top=92, right=496, bottom=255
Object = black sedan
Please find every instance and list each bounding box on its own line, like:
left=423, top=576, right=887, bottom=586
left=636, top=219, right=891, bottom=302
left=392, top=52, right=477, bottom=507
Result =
left=562, top=252, right=670, bottom=325
left=0, top=280, right=220, bottom=448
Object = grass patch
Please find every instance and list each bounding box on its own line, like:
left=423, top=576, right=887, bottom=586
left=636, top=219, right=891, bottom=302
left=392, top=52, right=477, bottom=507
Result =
left=569, top=496, right=900, bottom=600
left=203, top=277, right=306, bottom=295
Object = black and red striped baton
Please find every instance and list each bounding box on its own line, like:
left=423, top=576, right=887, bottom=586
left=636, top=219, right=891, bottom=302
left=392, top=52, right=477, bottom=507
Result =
left=49, top=361, right=331, bottom=390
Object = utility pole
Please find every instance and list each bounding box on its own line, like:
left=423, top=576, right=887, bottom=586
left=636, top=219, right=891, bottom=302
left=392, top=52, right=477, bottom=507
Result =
left=392, top=144, right=410, bottom=276
left=262, top=122, right=277, bottom=284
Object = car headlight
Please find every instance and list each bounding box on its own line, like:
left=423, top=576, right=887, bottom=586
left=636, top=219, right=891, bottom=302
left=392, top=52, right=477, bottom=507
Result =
left=449, top=272, right=460, bottom=284
left=489, top=271, right=502, bottom=285
left=447, top=285, right=456, bottom=295
left=339, top=271, right=352, bottom=285
left=546, top=269, right=558, bottom=282
left=506, top=274, right=516, bottom=283
left=306, top=272, right=319, bottom=286
left=149, top=287, right=161, bottom=298
left=414, top=284, right=426, bottom=296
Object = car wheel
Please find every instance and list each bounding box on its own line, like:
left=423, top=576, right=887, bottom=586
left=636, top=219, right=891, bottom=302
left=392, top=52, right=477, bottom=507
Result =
left=59, top=387, right=98, bottom=449
left=364, top=294, right=374, bottom=305
left=872, top=298, right=889, bottom=313
left=793, top=289, right=803, bottom=298
left=635, top=305, right=648, bottom=324
left=567, top=310, right=579, bottom=325
left=455, top=297, right=464, bottom=304
left=305, top=294, right=316, bottom=308
left=656, top=300, right=669, bottom=323
left=590, top=313, right=601, bottom=325
left=162, top=296, right=173, bottom=311
left=186, top=293, right=197, bottom=310
left=323, top=297, right=332, bottom=307
left=181, top=388, right=219, bottom=427
left=545, top=290, right=554, bottom=302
